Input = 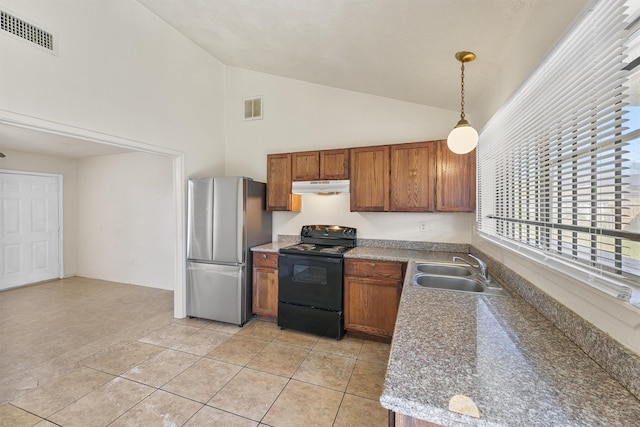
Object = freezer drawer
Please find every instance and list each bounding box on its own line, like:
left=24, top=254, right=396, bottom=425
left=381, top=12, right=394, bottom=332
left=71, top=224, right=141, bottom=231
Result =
left=186, top=261, right=247, bottom=325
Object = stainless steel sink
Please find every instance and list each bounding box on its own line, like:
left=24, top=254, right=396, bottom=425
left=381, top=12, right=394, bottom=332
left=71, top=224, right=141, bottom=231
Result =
left=415, top=263, right=473, bottom=276
left=410, top=261, right=510, bottom=297
left=414, top=275, right=483, bottom=292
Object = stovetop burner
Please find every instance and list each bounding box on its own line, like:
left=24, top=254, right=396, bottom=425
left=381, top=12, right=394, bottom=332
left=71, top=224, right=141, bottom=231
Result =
left=280, top=243, right=352, bottom=257
left=279, top=225, right=357, bottom=258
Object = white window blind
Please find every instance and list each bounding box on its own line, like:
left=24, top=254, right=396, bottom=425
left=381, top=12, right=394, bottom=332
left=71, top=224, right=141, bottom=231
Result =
left=478, top=0, right=640, bottom=302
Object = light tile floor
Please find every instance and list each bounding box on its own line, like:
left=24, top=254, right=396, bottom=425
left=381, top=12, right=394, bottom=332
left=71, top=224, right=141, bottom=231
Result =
left=0, top=277, right=390, bottom=426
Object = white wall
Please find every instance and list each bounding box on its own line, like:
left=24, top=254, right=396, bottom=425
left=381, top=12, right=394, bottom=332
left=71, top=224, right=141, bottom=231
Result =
left=224, top=67, right=474, bottom=242
left=0, top=150, right=77, bottom=277
left=76, top=152, right=174, bottom=290
left=273, top=194, right=473, bottom=243
left=0, top=0, right=227, bottom=176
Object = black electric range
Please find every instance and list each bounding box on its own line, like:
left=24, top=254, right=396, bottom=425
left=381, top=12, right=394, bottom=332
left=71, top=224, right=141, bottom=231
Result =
left=277, top=225, right=357, bottom=339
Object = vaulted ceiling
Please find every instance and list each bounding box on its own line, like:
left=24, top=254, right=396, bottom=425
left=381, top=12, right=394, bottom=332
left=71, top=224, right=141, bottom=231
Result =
left=0, top=0, right=588, bottom=158
left=136, top=0, right=588, bottom=114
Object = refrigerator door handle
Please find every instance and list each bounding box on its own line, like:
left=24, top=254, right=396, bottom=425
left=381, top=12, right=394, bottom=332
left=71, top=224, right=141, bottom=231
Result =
left=187, top=178, right=214, bottom=261
left=211, top=177, right=245, bottom=263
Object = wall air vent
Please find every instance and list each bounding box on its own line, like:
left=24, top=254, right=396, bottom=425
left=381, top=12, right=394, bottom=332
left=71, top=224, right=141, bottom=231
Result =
left=1, top=8, right=57, bottom=54
left=244, top=97, right=263, bottom=120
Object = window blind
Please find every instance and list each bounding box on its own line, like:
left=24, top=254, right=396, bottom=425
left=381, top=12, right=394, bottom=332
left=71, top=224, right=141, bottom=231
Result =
left=478, top=0, right=640, bottom=301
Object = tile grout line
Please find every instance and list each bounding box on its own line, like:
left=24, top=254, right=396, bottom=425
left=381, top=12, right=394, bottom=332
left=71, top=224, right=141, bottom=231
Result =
left=6, top=312, right=390, bottom=426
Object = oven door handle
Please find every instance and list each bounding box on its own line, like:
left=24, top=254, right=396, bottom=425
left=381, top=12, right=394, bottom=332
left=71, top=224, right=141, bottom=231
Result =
left=278, top=253, right=343, bottom=264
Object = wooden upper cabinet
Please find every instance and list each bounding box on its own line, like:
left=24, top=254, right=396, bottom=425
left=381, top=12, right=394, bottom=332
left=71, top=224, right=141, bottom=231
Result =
left=267, top=140, right=474, bottom=212
left=267, top=153, right=301, bottom=212
left=292, top=149, right=349, bottom=181
left=436, top=140, right=476, bottom=212
left=350, top=145, right=390, bottom=212
left=292, top=151, right=320, bottom=181
left=390, top=141, right=436, bottom=212
left=320, top=149, right=349, bottom=180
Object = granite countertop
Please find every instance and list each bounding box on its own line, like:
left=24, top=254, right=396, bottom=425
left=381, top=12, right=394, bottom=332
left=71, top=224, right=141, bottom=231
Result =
left=344, top=246, right=461, bottom=263
left=250, top=242, right=291, bottom=253
left=381, top=260, right=640, bottom=426
left=252, top=243, right=640, bottom=425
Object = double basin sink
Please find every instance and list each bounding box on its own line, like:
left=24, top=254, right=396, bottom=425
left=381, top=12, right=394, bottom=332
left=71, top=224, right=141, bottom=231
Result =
left=411, top=261, right=510, bottom=297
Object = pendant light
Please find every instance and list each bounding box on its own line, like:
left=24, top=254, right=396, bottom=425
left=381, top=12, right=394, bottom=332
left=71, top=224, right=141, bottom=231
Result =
left=447, top=51, right=478, bottom=154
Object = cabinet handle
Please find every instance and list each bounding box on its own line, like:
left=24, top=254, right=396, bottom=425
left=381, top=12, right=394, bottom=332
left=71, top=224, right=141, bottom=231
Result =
left=262, top=254, right=267, bottom=259
left=370, top=263, right=376, bottom=268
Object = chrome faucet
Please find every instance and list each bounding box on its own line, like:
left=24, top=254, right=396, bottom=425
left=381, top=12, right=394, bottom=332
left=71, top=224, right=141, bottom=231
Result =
left=452, top=254, right=489, bottom=282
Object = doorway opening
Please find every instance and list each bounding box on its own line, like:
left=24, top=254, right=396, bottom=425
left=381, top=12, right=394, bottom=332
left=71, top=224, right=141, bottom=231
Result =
left=0, top=115, right=186, bottom=318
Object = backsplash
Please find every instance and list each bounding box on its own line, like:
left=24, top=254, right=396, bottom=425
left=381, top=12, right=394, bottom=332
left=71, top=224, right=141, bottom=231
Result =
left=357, top=238, right=469, bottom=253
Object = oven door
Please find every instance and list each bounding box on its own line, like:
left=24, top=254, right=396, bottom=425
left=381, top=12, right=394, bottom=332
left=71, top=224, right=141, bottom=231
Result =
left=278, top=253, right=343, bottom=311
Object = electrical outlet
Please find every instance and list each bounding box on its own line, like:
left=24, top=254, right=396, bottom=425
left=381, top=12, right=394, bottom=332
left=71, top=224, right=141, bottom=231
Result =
left=419, top=222, right=428, bottom=232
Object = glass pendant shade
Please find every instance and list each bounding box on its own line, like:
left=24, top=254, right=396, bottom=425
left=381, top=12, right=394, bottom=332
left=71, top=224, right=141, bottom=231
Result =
left=447, top=120, right=478, bottom=154
left=447, top=51, right=477, bottom=154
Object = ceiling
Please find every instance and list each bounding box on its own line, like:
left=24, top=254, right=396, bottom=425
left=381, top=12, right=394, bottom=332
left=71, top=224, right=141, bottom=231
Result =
left=136, top=0, right=589, bottom=113
left=1, top=0, right=588, bottom=159
left=0, top=124, right=133, bottom=159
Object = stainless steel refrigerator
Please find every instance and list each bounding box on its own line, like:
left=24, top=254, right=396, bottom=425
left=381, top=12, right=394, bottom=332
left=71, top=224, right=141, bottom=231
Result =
left=186, top=176, right=272, bottom=325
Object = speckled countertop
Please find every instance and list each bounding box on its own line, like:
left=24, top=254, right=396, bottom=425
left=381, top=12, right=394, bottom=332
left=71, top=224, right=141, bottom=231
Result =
left=250, top=242, right=287, bottom=253
left=385, top=260, right=640, bottom=426
left=251, top=243, right=640, bottom=425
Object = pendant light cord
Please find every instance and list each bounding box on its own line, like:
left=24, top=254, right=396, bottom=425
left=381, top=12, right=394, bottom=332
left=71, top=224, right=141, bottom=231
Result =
left=460, top=61, right=466, bottom=120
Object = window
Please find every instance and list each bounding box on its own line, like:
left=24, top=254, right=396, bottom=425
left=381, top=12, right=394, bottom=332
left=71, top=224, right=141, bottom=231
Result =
left=478, top=0, right=640, bottom=302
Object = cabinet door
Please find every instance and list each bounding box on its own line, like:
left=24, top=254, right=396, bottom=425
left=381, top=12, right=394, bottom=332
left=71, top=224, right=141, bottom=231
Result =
left=320, top=149, right=349, bottom=180
left=292, top=151, right=320, bottom=181
left=350, top=145, right=390, bottom=211
left=252, top=252, right=278, bottom=317
left=390, top=141, right=436, bottom=212
left=252, top=267, right=278, bottom=317
left=436, top=140, right=476, bottom=212
left=393, top=412, right=441, bottom=427
left=267, top=153, right=301, bottom=211
left=344, top=276, right=401, bottom=338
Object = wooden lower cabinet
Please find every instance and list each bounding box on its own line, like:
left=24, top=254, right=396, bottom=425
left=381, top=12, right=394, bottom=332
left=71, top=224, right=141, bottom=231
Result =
left=252, top=252, right=278, bottom=318
left=344, top=259, right=405, bottom=339
left=391, top=411, right=442, bottom=427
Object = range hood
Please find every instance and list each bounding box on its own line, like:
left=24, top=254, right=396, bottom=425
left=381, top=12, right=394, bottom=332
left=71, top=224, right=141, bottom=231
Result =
left=292, top=180, right=350, bottom=194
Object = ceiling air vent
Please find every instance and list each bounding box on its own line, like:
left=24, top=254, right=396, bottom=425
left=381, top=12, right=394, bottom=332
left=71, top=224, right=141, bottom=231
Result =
left=1, top=8, right=57, bottom=54
left=244, top=97, right=263, bottom=120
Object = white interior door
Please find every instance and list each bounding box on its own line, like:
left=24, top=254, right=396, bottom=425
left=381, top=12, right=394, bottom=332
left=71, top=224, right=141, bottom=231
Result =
left=0, top=171, right=61, bottom=290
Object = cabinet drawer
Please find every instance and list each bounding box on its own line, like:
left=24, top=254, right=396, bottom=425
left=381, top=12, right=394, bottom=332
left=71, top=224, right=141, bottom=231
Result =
left=344, top=259, right=404, bottom=281
left=253, top=252, right=278, bottom=268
